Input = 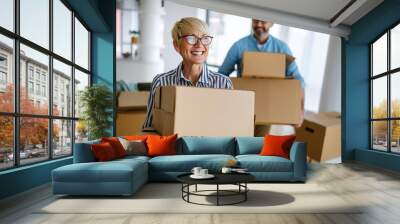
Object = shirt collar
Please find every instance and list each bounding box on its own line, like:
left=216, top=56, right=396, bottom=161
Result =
left=250, top=34, right=272, bottom=50
left=177, top=62, right=209, bottom=84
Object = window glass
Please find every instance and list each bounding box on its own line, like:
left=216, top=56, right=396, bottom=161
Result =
left=372, top=77, right=387, bottom=119
left=20, top=0, right=49, bottom=49
left=372, top=34, right=387, bottom=76
left=372, top=121, right=388, bottom=151
left=53, top=59, right=72, bottom=117
left=74, top=69, right=89, bottom=118
left=0, top=35, right=14, bottom=113
left=20, top=117, right=49, bottom=165
left=391, top=24, right=400, bottom=70
left=0, top=0, right=14, bottom=31
left=75, top=120, right=88, bottom=143
left=391, top=72, right=400, bottom=118
left=20, top=44, right=49, bottom=115
left=0, top=116, right=13, bottom=170
left=391, top=120, right=400, bottom=153
left=53, top=119, right=72, bottom=157
left=75, top=18, right=89, bottom=70
left=53, top=0, right=72, bottom=60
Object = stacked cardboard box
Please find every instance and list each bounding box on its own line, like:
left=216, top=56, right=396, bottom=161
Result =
left=296, top=111, right=341, bottom=162
left=152, top=86, right=255, bottom=137
left=116, top=91, right=149, bottom=136
left=231, top=52, right=303, bottom=135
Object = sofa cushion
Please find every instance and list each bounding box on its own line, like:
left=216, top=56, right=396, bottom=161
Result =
left=101, top=137, right=127, bottom=158
left=236, top=155, right=293, bottom=172
left=149, top=154, right=235, bottom=172
left=147, top=134, right=178, bottom=157
left=235, top=137, right=263, bottom=155
left=177, top=137, right=236, bottom=155
left=260, top=135, right=296, bottom=159
left=53, top=158, right=147, bottom=183
left=73, top=140, right=101, bottom=163
left=91, top=142, right=118, bottom=161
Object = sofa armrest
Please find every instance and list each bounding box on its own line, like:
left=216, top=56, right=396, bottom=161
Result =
left=73, top=140, right=100, bottom=163
left=289, top=141, right=307, bottom=182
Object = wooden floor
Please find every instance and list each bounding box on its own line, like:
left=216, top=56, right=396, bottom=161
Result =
left=1, top=162, right=400, bottom=224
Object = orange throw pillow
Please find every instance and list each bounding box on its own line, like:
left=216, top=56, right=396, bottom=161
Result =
left=91, top=142, right=117, bottom=161
left=260, top=134, right=296, bottom=159
left=124, top=135, right=148, bottom=141
left=146, top=134, right=178, bottom=157
left=101, top=137, right=126, bottom=158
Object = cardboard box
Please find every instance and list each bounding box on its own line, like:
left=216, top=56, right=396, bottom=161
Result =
left=295, top=111, right=341, bottom=162
left=231, top=78, right=302, bottom=125
left=153, top=86, right=255, bottom=137
left=242, top=52, right=295, bottom=79
left=116, top=111, right=148, bottom=136
left=118, top=91, right=149, bottom=110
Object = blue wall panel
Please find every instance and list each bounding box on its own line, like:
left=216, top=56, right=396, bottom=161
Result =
left=344, top=0, right=400, bottom=171
left=0, top=158, right=72, bottom=199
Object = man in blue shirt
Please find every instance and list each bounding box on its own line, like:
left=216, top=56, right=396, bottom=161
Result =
left=219, top=19, right=304, bottom=129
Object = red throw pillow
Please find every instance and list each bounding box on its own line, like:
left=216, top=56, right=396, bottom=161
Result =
left=101, top=137, right=126, bottom=158
left=124, top=135, right=148, bottom=141
left=260, top=134, right=296, bottom=159
left=91, top=142, right=117, bottom=161
left=146, top=134, right=178, bottom=157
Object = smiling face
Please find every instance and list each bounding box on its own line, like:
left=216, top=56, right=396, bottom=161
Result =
left=252, top=19, right=273, bottom=41
left=171, top=17, right=211, bottom=65
left=173, top=32, right=210, bottom=65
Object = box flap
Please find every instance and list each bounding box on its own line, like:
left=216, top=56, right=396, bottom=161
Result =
left=118, top=91, right=149, bottom=110
left=285, top=54, right=295, bottom=64
left=304, top=111, right=341, bottom=127
left=320, top=111, right=341, bottom=118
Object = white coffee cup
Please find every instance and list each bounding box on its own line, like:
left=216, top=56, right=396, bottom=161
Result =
left=221, top=167, right=232, bottom=174
left=191, top=167, right=202, bottom=176
left=200, top=169, right=208, bottom=176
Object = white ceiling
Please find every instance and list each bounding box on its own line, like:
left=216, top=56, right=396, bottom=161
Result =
left=167, top=0, right=384, bottom=37
left=224, top=0, right=352, bottom=22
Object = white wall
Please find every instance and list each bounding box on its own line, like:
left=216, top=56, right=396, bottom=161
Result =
left=117, top=1, right=201, bottom=83
left=162, top=1, right=204, bottom=72
left=319, top=36, right=342, bottom=113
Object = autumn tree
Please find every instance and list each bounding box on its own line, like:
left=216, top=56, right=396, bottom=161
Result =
left=372, top=99, right=400, bottom=143
left=0, top=84, right=60, bottom=152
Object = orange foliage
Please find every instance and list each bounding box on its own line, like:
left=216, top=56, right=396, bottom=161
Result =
left=0, top=84, right=60, bottom=149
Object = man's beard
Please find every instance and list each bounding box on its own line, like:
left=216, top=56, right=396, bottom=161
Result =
left=254, top=27, right=268, bottom=37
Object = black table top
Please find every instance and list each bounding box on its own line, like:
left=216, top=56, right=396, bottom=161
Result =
left=177, top=172, right=255, bottom=185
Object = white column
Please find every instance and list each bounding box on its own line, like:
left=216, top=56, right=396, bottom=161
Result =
left=136, top=0, right=165, bottom=80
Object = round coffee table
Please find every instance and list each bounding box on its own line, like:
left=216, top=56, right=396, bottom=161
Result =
left=177, top=173, right=255, bottom=206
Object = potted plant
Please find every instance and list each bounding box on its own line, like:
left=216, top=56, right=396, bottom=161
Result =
left=79, top=84, right=113, bottom=140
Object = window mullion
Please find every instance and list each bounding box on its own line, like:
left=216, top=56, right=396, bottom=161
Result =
left=71, top=10, right=76, bottom=154
left=13, top=0, right=20, bottom=167
left=49, top=0, right=54, bottom=160
left=388, top=30, right=391, bottom=152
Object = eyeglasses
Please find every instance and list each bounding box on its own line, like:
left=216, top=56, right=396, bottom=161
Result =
left=178, top=35, right=213, bottom=46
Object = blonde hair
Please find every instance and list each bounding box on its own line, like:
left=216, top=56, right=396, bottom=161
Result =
left=171, top=17, right=209, bottom=43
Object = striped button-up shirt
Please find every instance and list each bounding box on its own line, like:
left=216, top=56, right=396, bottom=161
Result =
left=142, top=63, right=233, bottom=129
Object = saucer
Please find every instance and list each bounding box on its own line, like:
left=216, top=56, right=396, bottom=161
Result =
left=190, top=174, right=215, bottom=179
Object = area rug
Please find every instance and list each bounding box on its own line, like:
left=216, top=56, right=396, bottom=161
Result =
left=37, top=183, right=362, bottom=214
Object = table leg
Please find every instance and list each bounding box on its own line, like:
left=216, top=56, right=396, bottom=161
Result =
left=195, top=184, right=197, bottom=192
left=245, top=183, right=247, bottom=201
left=217, top=184, right=219, bottom=206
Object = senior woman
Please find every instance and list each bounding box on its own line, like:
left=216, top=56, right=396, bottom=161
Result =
left=142, top=17, right=233, bottom=130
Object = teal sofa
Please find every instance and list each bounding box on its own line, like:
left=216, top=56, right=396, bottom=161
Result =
left=52, top=137, right=307, bottom=196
